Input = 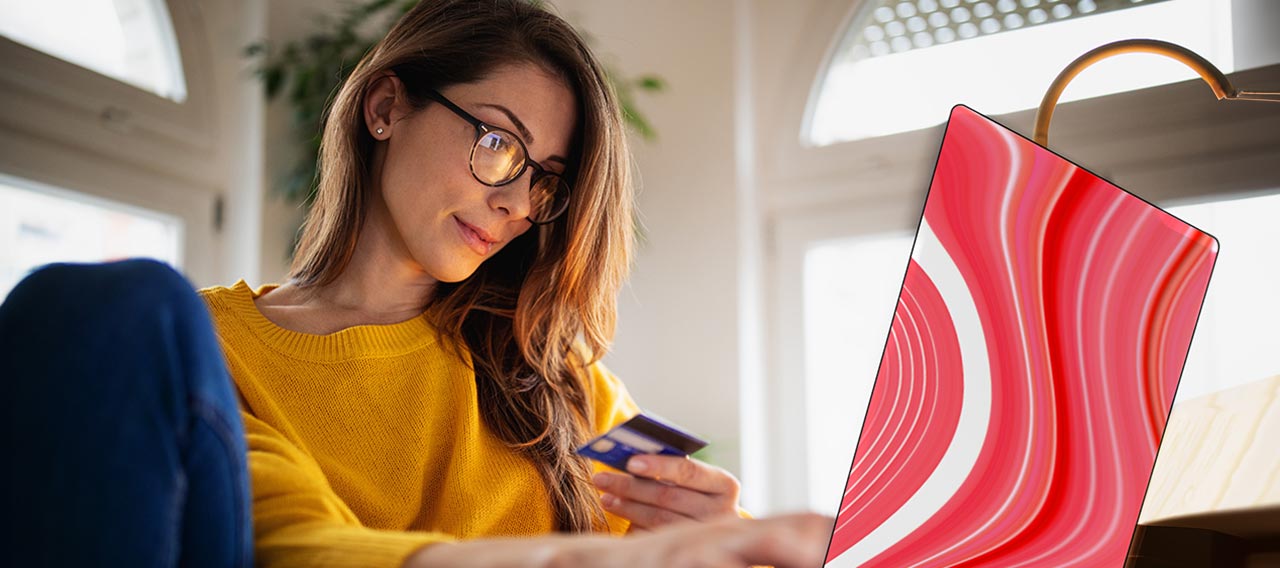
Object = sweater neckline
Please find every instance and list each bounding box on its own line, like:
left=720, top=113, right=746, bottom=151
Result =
left=223, top=280, right=438, bottom=361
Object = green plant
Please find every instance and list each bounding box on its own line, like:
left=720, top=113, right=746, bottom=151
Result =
left=245, top=0, right=664, bottom=212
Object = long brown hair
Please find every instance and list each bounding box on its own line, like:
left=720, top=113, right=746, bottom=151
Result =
left=288, top=0, right=634, bottom=532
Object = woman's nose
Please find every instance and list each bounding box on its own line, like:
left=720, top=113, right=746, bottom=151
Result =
left=489, top=169, right=533, bottom=220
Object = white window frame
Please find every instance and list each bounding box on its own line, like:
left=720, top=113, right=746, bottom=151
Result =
left=0, top=0, right=266, bottom=288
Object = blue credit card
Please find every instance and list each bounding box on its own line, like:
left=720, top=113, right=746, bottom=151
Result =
left=577, top=413, right=708, bottom=473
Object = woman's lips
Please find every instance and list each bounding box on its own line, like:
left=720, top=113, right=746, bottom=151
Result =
left=454, top=216, right=493, bottom=256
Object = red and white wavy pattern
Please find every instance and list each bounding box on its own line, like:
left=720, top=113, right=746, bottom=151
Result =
left=826, top=106, right=1218, bottom=567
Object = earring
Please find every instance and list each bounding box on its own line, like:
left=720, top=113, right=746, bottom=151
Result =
left=376, top=127, right=385, bottom=136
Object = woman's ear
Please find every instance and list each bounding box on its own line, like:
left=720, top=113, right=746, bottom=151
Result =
left=363, top=72, right=402, bottom=140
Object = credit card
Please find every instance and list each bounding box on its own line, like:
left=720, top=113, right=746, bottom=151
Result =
left=577, top=412, right=708, bottom=473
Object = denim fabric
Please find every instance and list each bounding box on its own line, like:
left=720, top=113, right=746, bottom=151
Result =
left=2, top=259, right=253, bottom=567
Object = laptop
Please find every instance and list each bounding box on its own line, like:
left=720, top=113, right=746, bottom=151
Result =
left=824, top=105, right=1218, bottom=567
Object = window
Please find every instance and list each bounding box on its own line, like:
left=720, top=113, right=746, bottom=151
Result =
left=0, top=0, right=188, bottom=101
left=0, top=0, right=241, bottom=289
left=806, top=0, right=1233, bottom=145
left=0, top=174, right=182, bottom=300
left=803, top=233, right=915, bottom=514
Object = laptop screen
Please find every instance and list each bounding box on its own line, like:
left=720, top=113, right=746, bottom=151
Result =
left=824, top=105, right=1218, bottom=567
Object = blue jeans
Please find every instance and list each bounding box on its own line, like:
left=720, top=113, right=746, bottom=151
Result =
left=2, top=259, right=253, bottom=567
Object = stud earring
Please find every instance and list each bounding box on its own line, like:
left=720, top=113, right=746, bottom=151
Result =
left=376, top=127, right=384, bottom=135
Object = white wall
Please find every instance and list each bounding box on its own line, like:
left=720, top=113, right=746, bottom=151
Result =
left=257, top=0, right=349, bottom=284
left=1232, top=0, right=1280, bottom=70
left=550, top=0, right=752, bottom=483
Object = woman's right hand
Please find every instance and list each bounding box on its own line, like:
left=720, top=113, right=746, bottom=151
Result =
left=405, top=512, right=834, bottom=568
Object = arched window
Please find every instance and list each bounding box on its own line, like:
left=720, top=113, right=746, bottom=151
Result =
left=0, top=0, right=188, bottom=101
left=805, top=0, right=1233, bottom=145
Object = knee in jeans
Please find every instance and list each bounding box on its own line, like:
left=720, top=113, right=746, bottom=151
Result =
left=11, top=258, right=200, bottom=324
left=94, top=258, right=192, bottom=298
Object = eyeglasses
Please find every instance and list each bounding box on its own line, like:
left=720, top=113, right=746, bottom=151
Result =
left=425, top=89, right=571, bottom=225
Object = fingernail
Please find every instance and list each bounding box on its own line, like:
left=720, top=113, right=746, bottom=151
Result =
left=627, top=458, right=648, bottom=473
left=593, top=473, right=610, bottom=487
left=601, top=494, right=618, bottom=507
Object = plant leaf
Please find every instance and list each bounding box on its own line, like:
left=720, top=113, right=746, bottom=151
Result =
left=636, top=75, right=665, bottom=92
left=264, top=67, right=284, bottom=99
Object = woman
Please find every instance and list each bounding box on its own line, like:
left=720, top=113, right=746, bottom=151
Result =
left=2, top=0, right=830, bottom=566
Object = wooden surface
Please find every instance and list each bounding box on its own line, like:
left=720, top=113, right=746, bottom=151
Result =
left=1138, top=374, right=1280, bottom=538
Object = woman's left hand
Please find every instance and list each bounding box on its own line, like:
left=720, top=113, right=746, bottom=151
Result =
left=591, top=454, right=741, bottom=531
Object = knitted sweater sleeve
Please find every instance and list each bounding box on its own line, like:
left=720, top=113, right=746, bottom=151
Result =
left=239, top=409, right=455, bottom=567
left=582, top=357, right=643, bottom=435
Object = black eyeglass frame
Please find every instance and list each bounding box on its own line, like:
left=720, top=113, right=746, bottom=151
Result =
left=425, top=89, right=571, bottom=225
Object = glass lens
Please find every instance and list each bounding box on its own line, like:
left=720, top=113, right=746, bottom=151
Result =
left=529, top=174, right=570, bottom=223
left=471, top=129, right=525, bottom=184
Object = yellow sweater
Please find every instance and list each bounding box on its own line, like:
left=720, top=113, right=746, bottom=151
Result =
left=200, top=281, right=641, bottom=567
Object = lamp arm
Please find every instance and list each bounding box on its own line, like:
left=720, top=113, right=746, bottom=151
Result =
left=1033, top=39, right=1280, bottom=146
